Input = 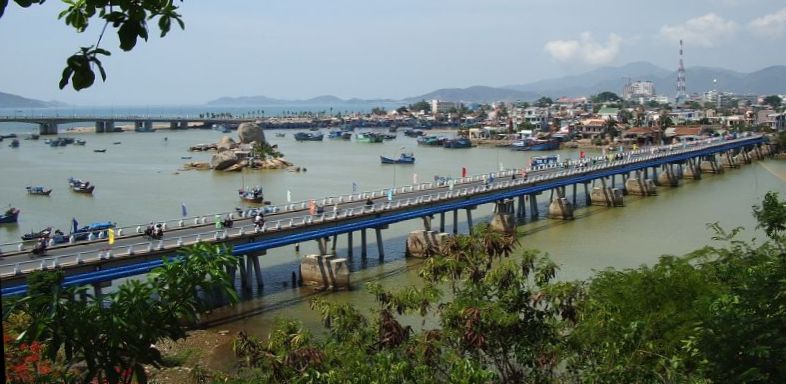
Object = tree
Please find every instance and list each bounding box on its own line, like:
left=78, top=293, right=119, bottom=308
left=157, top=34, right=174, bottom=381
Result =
left=3, top=243, right=238, bottom=384
left=763, top=95, right=782, bottom=108
left=593, top=91, right=620, bottom=103
left=409, top=100, right=431, bottom=113
left=371, top=107, right=386, bottom=116
left=1, top=0, right=185, bottom=91
left=535, top=97, right=553, bottom=107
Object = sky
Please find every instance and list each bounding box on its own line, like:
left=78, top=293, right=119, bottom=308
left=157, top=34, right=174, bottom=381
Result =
left=1, top=0, right=785, bottom=105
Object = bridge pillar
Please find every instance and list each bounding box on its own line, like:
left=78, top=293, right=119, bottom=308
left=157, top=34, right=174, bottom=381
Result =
left=490, top=199, right=516, bottom=234
left=238, top=256, right=250, bottom=291
left=657, top=164, right=681, bottom=187
left=361, top=229, right=367, bottom=259
left=529, top=194, right=539, bottom=219
left=38, top=122, right=58, bottom=135
left=439, top=212, right=445, bottom=232
left=331, top=234, right=338, bottom=252
left=548, top=196, right=574, bottom=220
left=453, top=210, right=459, bottom=234
left=248, top=254, right=264, bottom=289
left=590, top=187, right=624, bottom=207
left=95, top=121, right=106, bottom=133
left=572, top=184, right=578, bottom=208
left=170, top=121, right=178, bottom=130
left=144, top=121, right=153, bottom=131
left=721, top=151, right=738, bottom=168
left=406, top=230, right=448, bottom=258
left=92, top=281, right=110, bottom=300
left=626, top=173, right=657, bottom=196
left=317, top=237, right=329, bottom=255
left=517, top=195, right=526, bottom=219
left=375, top=227, right=385, bottom=261
left=583, top=182, right=591, bottom=206
left=347, top=232, right=353, bottom=258
left=466, top=208, right=474, bottom=234
left=299, top=254, right=350, bottom=290
left=684, top=158, right=701, bottom=180
left=422, top=215, right=433, bottom=231
left=179, top=120, right=188, bottom=129
left=700, top=155, right=724, bottom=174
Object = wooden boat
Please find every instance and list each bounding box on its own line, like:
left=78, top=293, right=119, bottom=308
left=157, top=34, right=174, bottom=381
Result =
left=341, top=132, right=352, bottom=140
left=356, top=132, right=384, bottom=143
left=274, top=133, right=286, bottom=137
left=112, top=141, right=122, bottom=145
left=403, top=129, right=424, bottom=137
left=9, top=139, right=19, bottom=148
left=294, top=132, right=324, bottom=141
left=239, top=186, right=264, bottom=203
left=74, top=139, right=86, bottom=145
left=417, top=135, right=446, bottom=146
left=0, top=207, right=20, bottom=224
left=443, top=138, right=472, bottom=149
left=380, top=153, right=415, bottom=164
left=94, top=149, right=107, bottom=153
left=26, top=186, right=52, bottom=196
left=68, top=177, right=95, bottom=194
left=327, top=130, right=343, bottom=139
left=21, top=227, right=52, bottom=241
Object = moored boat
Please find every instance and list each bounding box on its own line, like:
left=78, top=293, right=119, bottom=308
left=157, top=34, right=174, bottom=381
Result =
left=443, top=137, right=473, bottom=149
left=294, top=132, right=324, bottom=141
left=355, top=132, right=384, bottom=143
left=93, top=149, right=107, bottom=153
left=9, top=139, right=19, bottom=148
left=21, top=227, right=52, bottom=241
left=327, top=130, right=343, bottom=139
left=68, top=177, right=95, bottom=194
left=239, top=186, right=265, bottom=203
left=26, top=186, right=53, bottom=196
left=0, top=207, right=20, bottom=224
left=380, top=153, right=415, bottom=164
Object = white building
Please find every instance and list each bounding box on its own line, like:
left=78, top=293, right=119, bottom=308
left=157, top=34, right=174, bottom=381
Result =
left=623, top=80, right=656, bottom=100
left=431, top=100, right=460, bottom=114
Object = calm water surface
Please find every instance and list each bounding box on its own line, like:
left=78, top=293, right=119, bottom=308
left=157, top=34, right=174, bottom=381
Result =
left=1, top=123, right=785, bottom=341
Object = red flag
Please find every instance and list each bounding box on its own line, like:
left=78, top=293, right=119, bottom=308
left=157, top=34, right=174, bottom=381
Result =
left=461, top=167, right=467, bottom=177
left=580, top=151, right=585, bottom=159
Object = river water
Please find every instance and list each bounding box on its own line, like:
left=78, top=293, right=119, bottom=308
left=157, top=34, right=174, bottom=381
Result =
left=1, top=111, right=785, bottom=342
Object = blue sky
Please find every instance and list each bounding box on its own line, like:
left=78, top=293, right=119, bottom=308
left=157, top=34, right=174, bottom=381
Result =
left=1, top=0, right=785, bottom=105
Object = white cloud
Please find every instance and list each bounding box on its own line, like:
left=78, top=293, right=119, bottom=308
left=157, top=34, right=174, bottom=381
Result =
left=544, top=32, right=622, bottom=65
left=659, top=13, right=739, bottom=47
left=749, top=7, right=786, bottom=38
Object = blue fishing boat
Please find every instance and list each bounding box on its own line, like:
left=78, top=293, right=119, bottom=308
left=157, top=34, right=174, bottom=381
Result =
left=294, top=132, right=324, bottom=141
left=529, top=155, right=560, bottom=167
left=380, top=153, right=415, bottom=164
left=512, top=139, right=560, bottom=151
left=327, top=130, right=343, bottom=139
left=443, top=137, right=473, bottom=148
left=72, top=221, right=115, bottom=241
left=26, top=186, right=52, bottom=196
left=0, top=207, right=20, bottom=224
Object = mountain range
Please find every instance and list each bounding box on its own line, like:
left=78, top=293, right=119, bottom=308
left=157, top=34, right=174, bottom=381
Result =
left=3, top=62, right=784, bottom=108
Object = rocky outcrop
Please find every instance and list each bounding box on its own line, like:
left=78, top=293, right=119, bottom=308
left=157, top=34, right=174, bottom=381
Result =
left=237, top=121, right=266, bottom=144
left=210, top=151, right=239, bottom=170
left=216, top=136, right=237, bottom=152
left=182, top=161, right=211, bottom=170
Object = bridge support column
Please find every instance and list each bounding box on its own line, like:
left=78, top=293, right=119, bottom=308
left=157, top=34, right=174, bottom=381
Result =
left=439, top=212, right=445, bottom=232
left=422, top=215, right=432, bottom=231
left=248, top=254, right=264, bottom=289
left=38, top=122, right=58, bottom=135
left=95, top=121, right=106, bottom=133
left=529, top=194, right=539, bottom=219
left=375, top=227, right=385, bottom=261
left=684, top=158, right=702, bottom=179
left=317, top=237, right=329, bottom=255
left=722, top=151, right=738, bottom=168
left=331, top=234, right=338, bottom=252
left=300, top=254, right=350, bottom=290
left=466, top=208, right=474, bottom=234
left=572, top=184, right=578, bottom=208
left=92, top=281, right=110, bottom=300
left=657, top=164, right=681, bottom=187
left=170, top=121, right=178, bottom=129
left=700, top=155, right=724, bottom=174
left=406, top=230, right=448, bottom=258
left=347, top=232, right=353, bottom=258
left=548, top=195, right=574, bottom=220
left=238, top=256, right=250, bottom=291
left=179, top=120, right=188, bottom=129
left=517, top=195, right=526, bottom=219
left=626, top=172, right=657, bottom=196
left=490, top=199, right=516, bottom=234
left=453, top=210, right=459, bottom=234
left=361, top=229, right=367, bottom=259
left=144, top=121, right=153, bottom=131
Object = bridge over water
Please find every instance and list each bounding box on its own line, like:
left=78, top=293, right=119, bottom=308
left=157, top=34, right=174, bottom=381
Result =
left=0, top=115, right=254, bottom=135
left=0, top=135, right=771, bottom=296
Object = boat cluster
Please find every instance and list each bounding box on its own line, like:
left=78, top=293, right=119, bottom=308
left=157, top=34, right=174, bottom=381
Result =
left=44, top=137, right=86, bottom=147
left=417, top=136, right=474, bottom=148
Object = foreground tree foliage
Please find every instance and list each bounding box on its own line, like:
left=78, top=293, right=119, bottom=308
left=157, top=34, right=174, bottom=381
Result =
left=0, top=0, right=185, bottom=90
left=3, top=243, right=238, bottom=384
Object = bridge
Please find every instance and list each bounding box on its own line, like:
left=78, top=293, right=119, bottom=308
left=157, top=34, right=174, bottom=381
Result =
left=0, top=115, right=255, bottom=135
left=0, top=135, right=771, bottom=296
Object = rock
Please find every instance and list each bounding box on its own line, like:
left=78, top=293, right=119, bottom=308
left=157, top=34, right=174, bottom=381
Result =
left=216, top=136, right=236, bottom=152
left=217, top=330, right=230, bottom=336
left=183, top=161, right=211, bottom=170
left=237, top=121, right=266, bottom=144
left=210, top=151, right=238, bottom=170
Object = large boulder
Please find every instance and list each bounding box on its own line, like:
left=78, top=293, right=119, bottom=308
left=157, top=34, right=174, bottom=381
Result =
left=216, top=136, right=236, bottom=152
left=210, top=151, right=239, bottom=170
left=237, top=121, right=266, bottom=144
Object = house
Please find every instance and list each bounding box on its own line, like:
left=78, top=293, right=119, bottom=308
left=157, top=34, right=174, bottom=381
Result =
left=597, top=107, right=620, bottom=121
left=663, top=126, right=710, bottom=143
left=576, top=118, right=607, bottom=138
left=621, top=126, right=660, bottom=145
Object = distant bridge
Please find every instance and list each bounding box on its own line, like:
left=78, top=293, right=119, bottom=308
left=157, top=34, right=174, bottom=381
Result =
left=0, top=135, right=771, bottom=296
left=0, top=115, right=255, bottom=134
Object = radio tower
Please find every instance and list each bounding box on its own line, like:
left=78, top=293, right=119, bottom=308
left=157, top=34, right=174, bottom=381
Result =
left=675, top=39, right=688, bottom=105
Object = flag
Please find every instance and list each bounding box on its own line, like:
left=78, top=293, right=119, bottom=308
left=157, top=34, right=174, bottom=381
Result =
left=72, top=218, right=78, bottom=233
left=286, top=190, right=292, bottom=203
left=352, top=182, right=358, bottom=192
left=448, top=179, right=455, bottom=191
left=580, top=151, right=585, bottom=159
left=309, top=200, right=316, bottom=215
left=181, top=202, right=187, bottom=217
left=108, top=228, right=115, bottom=245
left=461, top=167, right=467, bottom=177
left=412, top=173, right=418, bottom=184
left=387, top=189, right=393, bottom=201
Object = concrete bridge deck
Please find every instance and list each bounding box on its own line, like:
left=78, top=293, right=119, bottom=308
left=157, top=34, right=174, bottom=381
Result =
left=0, top=135, right=769, bottom=296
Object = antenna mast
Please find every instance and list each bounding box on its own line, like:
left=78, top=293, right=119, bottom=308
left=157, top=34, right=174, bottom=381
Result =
left=676, top=39, right=688, bottom=105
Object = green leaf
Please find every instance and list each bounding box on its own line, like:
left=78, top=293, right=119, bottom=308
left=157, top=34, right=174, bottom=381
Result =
left=71, top=66, right=96, bottom=90
left=59, top=66, right=74, bottom=89
left=118, top=20, right=140, bottom=51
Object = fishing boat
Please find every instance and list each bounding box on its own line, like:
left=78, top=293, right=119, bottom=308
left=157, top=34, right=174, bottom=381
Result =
left=294, top=132, right=324, bottom=141
left=68, top=177, right=95, bottom=194
left=341, top=132, right=353, bottom=140
left=72, top=221, right=115, bottom=241
left=327, top=130, right=343, bottom=139
left=21, top=227, right=52, bottom=241
left=238, top=185, right=265, bottom=203
left=26, top=186, right=52, bottom=196
left=404, top=129, right=425, bottom=137
left=9, top=138, right=19, bottom=148
left=0, top=207, right=20, bottom=224
left=94, top=149, right=107, bottom=153
left=380, top=153, right=415, bottom=164
left=355, top=132, right=384, bottom=143
left=443, top=138, right=473, bottom=149
left=74, top=139, right=86, bottom=145
left=529, top=154, right=560, bottom=167
left=274, top=133, right=286, bottom=138
left=511, top=139, right=560, bottom=151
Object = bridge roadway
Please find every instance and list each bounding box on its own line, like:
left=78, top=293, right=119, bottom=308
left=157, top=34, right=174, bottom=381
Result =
left=0, top=135, right=766, bottom=295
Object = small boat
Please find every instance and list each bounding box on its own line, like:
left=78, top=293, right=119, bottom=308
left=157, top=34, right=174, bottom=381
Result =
left=380, top=153, right=415, bottom=164
left=327, top=130, right=343, bottom=139
left=9, top=139, right=20, bottom=148
left=68, top=177, right=95, bottom=194
left=21, top=227, right=52, bottom=241
left=529, top=154, right=560, bottom=167
left=403, top=129, right=424, bottom=137
left=309, top=127, right=320, bottom=131
left=112, top=141, right=122, bottom=145
left=26, top=186, right=53, bottom=196
left=275, top=133, right=286, bottom=138
left=356, top=132, right=384, bottom=143
left=294, top=132, right=324, bottom=141
left=24, top=134, right=39, bottom=140
left=239, top=186, right=265, bottom=203
left=417, top=135, right=446, bottom=146
left=0, top=207, right=20, bottom=224
left=74, top=139, right=86, bottom=145
left=528, top=139, right=560, bottom=151
left=93, top=149, right=107, bottom=153
left=181, top=156, right=193, bottom=160
left=341, top=132, right=353, bottom=140
left=72, top=221, right=115, bottom=241
left=443, top=138, right=473, bottom=149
